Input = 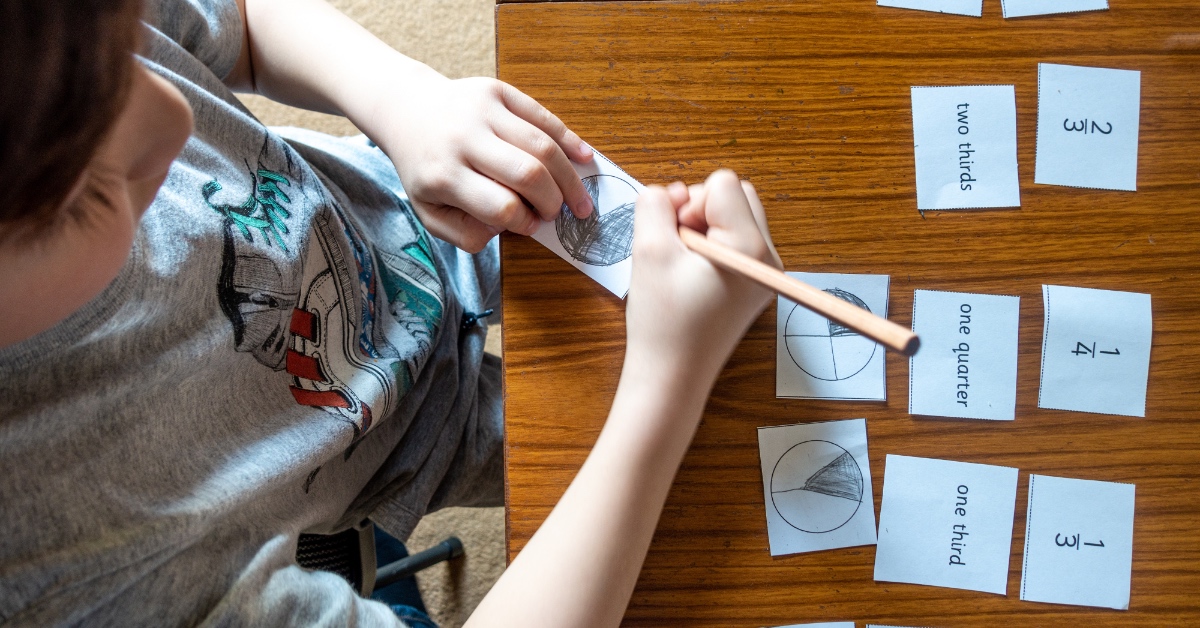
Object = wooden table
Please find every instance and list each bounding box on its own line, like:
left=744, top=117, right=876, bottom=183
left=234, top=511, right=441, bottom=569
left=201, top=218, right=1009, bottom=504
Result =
left=496, top=0, right=1200, bottom=625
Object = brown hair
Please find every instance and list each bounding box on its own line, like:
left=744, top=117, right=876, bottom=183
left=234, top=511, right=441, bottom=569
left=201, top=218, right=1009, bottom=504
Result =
left=0, top=0, right=145, bottom=241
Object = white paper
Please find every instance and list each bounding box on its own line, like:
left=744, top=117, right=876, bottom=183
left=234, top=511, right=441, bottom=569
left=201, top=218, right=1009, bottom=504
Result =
left=1038, top=285, right=1152, bottom=417
left=1035, top=63, right=1141, bottom=191
left=777, top=273, right=890, bottom=400
left=774, top=623, right=856, bottom=628
left=874, top=455, right=1018, bottom=595
left=1020, top=474, right=1135, bottom=610
left=531, top=150, right=643, bottom=297
left=1003, top=0, right=1108, bottom=19
left=879, top=0, right=981, bottom=17
left=910, top=85, right=1020, bottom=210
left=909, top=290, right=1020, bottom=421
left=758, top=419, right=877, bottom=556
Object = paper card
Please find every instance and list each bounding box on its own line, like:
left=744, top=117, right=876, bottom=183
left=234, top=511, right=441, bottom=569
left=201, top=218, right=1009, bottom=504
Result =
left=909, top=290, right=1020, bottom=421
left=531, top=150, right=643, bottom=297
left=874, top=455, right=1019, bottom=595
left=910, top=85, right=1020, bottom=210
left=1038, top=285, right=1152, bottom=417
left=774, top=623, right=855, bottom=628
left=777, top=273, right=890, bottom=401
left=1020, top=474, right=1135, bottom=609
left=1002, top=0, right=1107, bottom=18
left=1035, top=63, right=1141, bottom=191
left=878, top=0, right=982, bottom=17
left=758, top=419, right=877, bottom=556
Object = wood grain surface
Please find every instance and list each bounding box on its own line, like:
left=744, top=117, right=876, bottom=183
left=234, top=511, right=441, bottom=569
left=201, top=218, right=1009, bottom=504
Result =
left=496, top=0, right=1200, bottom=625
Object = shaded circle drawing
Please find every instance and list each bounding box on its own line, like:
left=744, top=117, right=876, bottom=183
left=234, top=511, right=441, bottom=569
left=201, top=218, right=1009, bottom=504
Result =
left=770, top=439, right=863, bottom=534
left=555, top=174, right=636, bottom=266
left=783, top=288, right=877, bottom=381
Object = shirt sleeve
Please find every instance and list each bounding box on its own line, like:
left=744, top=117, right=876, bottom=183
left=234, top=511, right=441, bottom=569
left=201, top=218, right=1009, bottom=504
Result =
left=142, top=0, right=244, bottom=81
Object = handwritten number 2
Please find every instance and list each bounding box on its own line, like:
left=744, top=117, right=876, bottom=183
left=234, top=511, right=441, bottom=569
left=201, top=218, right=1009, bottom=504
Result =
left=1063, top=119, right=1113, bottom=135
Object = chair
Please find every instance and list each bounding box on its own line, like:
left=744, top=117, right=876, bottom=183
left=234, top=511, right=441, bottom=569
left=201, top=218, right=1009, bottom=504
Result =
left=296, top=520, right=464, bottom=598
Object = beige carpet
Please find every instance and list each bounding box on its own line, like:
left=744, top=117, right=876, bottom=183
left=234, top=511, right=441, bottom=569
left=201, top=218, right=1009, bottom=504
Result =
left=238, top=2, right=504, bottom=626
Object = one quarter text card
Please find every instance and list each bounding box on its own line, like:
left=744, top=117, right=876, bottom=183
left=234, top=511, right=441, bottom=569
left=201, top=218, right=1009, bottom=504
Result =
left=874, top=455, right=1019, bottom=595
left=1002, top=0, right=1108, bottom=18
left=911, top=86, right=1020, bottom=210
left=1021, top=474, right=1135, bottom=610
left=1035, top=63, right=1141, bottom=191
left=909, top=290, right=1020, bottom=421
left=879, top=0, right=982, bottom=17
left=758, top=419, right=876, bottom=556
left=1038, top=285, right=1152, bottom=417
left=777, top=273, right=890, bottom=401
left=531, top=149, right=643, bottom=298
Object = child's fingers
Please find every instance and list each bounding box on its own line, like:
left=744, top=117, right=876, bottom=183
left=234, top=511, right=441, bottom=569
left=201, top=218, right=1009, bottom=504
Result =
left=487, top=114, right=593, bottom=219
left=411, top=202, right=500, bottom=254
left=498, top=82, right=594, bottom=164
left=677, top=183, right=708, bottom=232
left=700, top=170, right=772, bottom=263
left=430, top=169, right=541, bottom=236
left=633, top=185, right=682, bottom=260
left=468, top=136, right=567, bottom=224
left=739, top=180, right=782, bottom=268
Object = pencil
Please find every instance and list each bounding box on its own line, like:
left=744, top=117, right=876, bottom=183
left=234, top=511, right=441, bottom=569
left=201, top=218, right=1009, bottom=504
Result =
left=678, top=226, right=920, bottom=356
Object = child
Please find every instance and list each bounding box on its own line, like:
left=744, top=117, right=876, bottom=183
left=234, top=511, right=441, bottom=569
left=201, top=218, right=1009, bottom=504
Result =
left=0, top=0, right=780, bottom=626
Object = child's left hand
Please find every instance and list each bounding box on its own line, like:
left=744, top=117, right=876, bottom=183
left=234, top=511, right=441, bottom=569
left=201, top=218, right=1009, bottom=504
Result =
left=375, top=75, right=595, bottom=253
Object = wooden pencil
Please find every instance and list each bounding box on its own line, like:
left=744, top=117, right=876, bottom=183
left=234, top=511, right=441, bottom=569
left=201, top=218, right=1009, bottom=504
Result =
left=678, top=225, right=920, bottom=356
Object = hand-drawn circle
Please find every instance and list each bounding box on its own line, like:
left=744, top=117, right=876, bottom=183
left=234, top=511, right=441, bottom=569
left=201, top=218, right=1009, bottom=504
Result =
left=555, top=174, right=636, bottom=266
left=770, top=439, right=863, bottom=534
left=783, top=288, right=877, bottom=381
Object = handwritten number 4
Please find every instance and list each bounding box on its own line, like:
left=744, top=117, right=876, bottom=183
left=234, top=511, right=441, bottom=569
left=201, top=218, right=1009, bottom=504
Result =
left=1072, top=342, right=1120, bottom=357
left=1064, top=119, right=1113, bottom=135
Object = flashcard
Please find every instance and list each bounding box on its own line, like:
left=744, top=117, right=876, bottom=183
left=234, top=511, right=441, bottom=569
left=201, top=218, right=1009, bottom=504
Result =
left=531, top=149, right=642, bottom=297
left=1035, top=63, right=1141, bottom=191
left=878, top=0, right=981, bottom=18
left=1038, top=285, right=1152, bottom=417
left=1002, top=0, right=1107, bottom=18
left=777, top=273, right=890, bottom=401
left=758, top=419, right=877, bottom=556
left=911, top=86, right=1020, bottom=210
left=909, top=290, right=1020, bottom=421
left=1021, top=474, right=1135, bottom=610
left=774, top=623, right=855, bottom=628
left=874, top=455, right=1019, bottom=595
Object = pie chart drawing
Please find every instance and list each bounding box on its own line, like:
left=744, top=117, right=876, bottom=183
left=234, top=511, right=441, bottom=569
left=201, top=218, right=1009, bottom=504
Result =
left=770, top=439, right=864, bottom=534
left=555, top=174, right=637, bottom=267
left=783, top=288, right=878, bottom=381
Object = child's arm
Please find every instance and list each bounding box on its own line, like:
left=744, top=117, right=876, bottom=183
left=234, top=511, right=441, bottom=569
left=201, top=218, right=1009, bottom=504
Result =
left=465, top=170, right=782, bottom=627
left=224, top=0, right=594, bottom=253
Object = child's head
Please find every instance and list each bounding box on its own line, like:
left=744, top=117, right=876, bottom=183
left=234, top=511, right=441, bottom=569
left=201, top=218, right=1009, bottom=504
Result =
left=0, top=0, right=192, bottom=246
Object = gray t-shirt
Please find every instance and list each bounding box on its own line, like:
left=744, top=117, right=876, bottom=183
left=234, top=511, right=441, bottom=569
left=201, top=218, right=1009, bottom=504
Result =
left=0, top=0, right=502, bottom=625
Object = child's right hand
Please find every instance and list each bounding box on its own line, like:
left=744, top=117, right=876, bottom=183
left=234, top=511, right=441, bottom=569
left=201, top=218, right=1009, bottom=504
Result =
left=624, top=170, right=782, bottom=387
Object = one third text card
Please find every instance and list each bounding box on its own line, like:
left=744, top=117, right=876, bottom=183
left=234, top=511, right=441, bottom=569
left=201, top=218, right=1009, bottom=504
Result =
left=874, top=454, right=1019, bottom=595
left=1039, top=285, right=1152, bottom=417
left=910, top=290, right=1021, bottom=421
left=1035, top=63, right=1141, bottom=191
left=911, top=85, right=1020, bottom=211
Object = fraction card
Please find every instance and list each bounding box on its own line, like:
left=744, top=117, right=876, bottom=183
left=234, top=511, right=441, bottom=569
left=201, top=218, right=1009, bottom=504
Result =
left=1035, top=63, right=1141, bottom=191
left=777, top=272, right=890, bottom=401
left=774, top=623, right=855, bottom=628
left=757, top=419, right=876, bottom=556
left=910, top=85, right=1020, bottom=210
left=1038, top=285, right=1152, bottom=417
left=874, top=455, right=1019, bottom=595
left=1002, top=0, right=1107, bottom=18
left=878, top=0, right=982, bottom=18
left=531, top=148, right=643, bottom=298
left=1021, top=474, right=1136, bottom=609
left=909, top=290, right=1021, bottom=421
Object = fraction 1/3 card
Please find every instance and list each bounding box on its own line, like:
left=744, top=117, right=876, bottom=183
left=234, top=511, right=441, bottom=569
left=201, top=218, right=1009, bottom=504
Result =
left=1021, top=474, right=1135, bottom=610
left=1038, top=285, right=1152, bottom=417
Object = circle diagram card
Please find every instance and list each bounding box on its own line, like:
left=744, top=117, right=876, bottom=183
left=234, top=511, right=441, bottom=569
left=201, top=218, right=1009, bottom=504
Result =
left=873, top=454, right=1019, bottom=595
left=1035, top=63, right=1141, bottom=191
left=878, top=0, right=982, bottom=17
left=1020, top=474, right=1135, bottom=610
left=757, top=419, right=876, bottom=557
left=910, top=85, right=1021, bottom=210
left=1002, top=0, right=1108, bottom=18
left=909, top=290, right=1021, bottom=420
left=776, top=272, right=890, bottom=401
left=1038, top=285, right=1152, bottom=417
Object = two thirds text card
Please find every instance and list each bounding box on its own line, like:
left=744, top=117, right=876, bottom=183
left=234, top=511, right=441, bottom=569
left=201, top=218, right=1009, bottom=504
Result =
left=911, top=85, right=1020, bottom=211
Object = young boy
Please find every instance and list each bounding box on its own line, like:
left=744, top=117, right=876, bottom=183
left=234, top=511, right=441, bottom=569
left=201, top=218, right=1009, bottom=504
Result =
left=0, top=0, right=780, bottom=626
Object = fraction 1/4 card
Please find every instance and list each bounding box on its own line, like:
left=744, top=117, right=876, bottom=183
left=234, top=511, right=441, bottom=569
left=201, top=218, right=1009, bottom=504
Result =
left=1021, top=474, right=1135, bottom=610
left=1038, top=285, right=1152, bottom=417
